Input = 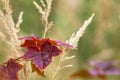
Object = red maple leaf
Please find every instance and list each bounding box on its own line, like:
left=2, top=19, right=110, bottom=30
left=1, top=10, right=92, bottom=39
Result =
left=19, top=35, right=74, bottom=76
left=0, top=58, right=22, bottom=80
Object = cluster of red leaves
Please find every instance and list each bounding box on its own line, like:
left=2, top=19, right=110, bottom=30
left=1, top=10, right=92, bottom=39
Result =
left=0, top=35, right=74, bottom=80
left=0, top=58, right=22, bottom=80
left=19, top=35, right=74, bottom=76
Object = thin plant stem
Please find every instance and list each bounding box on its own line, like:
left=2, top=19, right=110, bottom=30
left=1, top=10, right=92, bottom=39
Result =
left=43, top=20, right=48, bottom=38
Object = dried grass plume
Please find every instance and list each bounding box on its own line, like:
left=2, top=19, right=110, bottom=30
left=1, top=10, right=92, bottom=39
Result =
left=0, top=0, right=23, bottom=57
left=33, top=0, right=53, bottom=38
left=67, top=13, right=95, bottom=48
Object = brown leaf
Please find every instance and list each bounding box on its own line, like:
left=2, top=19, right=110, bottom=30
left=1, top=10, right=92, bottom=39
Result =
left=71, top=68, right=91, bottom=79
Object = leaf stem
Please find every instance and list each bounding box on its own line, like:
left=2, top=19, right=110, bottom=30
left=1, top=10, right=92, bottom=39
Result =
left=3, top=56, right=23, bottom=65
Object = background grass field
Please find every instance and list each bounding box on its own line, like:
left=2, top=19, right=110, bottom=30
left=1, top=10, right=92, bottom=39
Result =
left=0, top=0, right=120, bottom=80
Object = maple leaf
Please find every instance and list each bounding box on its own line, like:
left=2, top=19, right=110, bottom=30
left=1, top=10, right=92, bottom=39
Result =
left=0, top=58, right=22, bottom=80
left=89, top=61, right=120, bottom=75
left=20, top=35, right=74, bottom=76
left=19, top=35, right=74, bottom=51
left=71, top=68, right=107, bottom=80
left=88, top=68, right=107, bottom=80
left=87, top=61, right=120, bottom=80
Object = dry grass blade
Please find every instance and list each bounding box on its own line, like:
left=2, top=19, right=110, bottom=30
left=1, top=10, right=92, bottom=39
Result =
left=62, top=55, right=76, bottom=61
left=50, top=13, right=95, bottom=80
left=16, top=11, right=24, bottom=30
left=33, top=1, right=44, bottom=15
left=67, top=13, right=95, bottom=48
left=33, top=0, right=53, bottom=38
left=0, top=0, right=23, bottom=57
left=0, top=32, right=6, bottom=41
left=58, top=65, right=73, bottom=71
left=40, top=0, right=46, bottom=8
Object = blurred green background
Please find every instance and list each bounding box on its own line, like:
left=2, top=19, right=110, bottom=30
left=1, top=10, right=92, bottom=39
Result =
left=0, top=0, right=120, bottom=80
